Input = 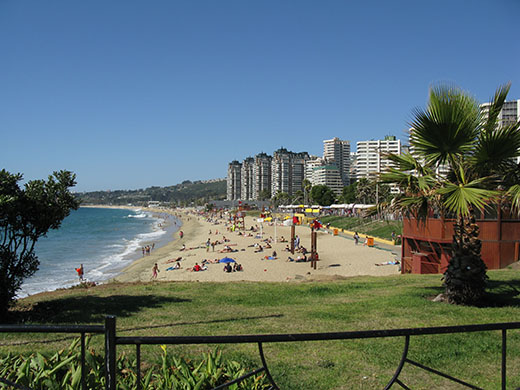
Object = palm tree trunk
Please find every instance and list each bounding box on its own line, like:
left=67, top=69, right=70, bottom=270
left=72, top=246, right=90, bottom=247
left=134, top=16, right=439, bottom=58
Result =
left=443, top=213, right=488, bottom=304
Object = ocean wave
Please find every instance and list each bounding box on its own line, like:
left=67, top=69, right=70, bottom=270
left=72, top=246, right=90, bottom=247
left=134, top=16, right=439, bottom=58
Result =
left=128, top=213, right=148, bottom=218
left=137, top=229, right=167, bottom=241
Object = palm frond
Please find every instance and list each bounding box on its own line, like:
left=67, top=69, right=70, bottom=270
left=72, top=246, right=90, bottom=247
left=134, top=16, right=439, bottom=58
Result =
left=507, top=184, right=520, bottom=216
left=437, top=180, right=498, bottom=216
left=410, top=84, right=481, bottom=167
left=473, top=122, right=520, bottom=176
left=390, top=195, right=432, bottom=222
left=482, top=82, right=511, bottom=134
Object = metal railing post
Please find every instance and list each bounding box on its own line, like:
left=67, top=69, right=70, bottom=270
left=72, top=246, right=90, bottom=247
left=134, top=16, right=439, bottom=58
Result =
left=81, top=332, right=86, bottom=390
left=501, top=329, right=506, bottom=390
left=136, top=344, right=141, bottom=390
left=105, top=316, right=117, bottom=390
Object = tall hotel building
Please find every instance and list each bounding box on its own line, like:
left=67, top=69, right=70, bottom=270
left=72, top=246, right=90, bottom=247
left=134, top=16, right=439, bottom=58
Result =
left=323, top=138, right=351, bottom=186
left=226, top=160, right=242, bottom=200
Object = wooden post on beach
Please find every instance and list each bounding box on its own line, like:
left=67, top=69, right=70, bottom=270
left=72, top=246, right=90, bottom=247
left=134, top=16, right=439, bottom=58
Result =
left=310, top=229, right=317, bottom=269
left=290, top=225, right=295, bottom=254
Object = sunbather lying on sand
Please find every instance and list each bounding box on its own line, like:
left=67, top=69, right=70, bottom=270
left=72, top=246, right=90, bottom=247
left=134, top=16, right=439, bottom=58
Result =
left=375, top=260, right=400, bottom=266
left=166, top=262, right=182, bottom=271
left=287, top=255, right=307, bottom=262
left=164, top=257, right=182, bottom=264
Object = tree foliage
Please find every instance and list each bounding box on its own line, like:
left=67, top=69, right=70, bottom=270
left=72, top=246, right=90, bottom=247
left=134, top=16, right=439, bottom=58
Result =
left=257, top=188, right=271, bottom=201
left=310, top=185, right=336, bottom=206
left=355, top=178, right=391, bottom=204
left=272, top=191, right=291, bottom=206
left=340, top=182, right=357, bottom=203
left=0, top=170, right=79, bottom=317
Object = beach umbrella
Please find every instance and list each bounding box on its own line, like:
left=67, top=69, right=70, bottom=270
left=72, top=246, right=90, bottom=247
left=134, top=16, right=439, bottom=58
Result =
left=219, top=257, right=236, bottom=263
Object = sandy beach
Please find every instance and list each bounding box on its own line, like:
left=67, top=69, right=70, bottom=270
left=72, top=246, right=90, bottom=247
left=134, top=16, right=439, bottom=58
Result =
left=113, top=208, right=401, bottom=283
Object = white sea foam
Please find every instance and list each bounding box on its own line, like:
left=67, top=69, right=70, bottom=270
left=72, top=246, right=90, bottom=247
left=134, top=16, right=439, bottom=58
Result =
left=128, top=213, right=147, bottom=218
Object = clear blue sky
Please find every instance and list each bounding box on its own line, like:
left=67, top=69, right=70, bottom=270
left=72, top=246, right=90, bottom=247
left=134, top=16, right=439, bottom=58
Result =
left=1, top=0, right=519, bottom=192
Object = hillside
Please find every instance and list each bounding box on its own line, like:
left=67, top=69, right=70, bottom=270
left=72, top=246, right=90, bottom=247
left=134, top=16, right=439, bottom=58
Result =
left=76, top=179, right=226, bottom=206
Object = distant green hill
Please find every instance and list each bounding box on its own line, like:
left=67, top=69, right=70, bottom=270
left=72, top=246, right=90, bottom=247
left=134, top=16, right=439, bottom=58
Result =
left=76, top=179, right=226, bottom=206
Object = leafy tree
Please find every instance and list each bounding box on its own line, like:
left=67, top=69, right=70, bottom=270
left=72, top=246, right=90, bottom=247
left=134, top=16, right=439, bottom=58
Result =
left=0, top=170, right=79, bottom=318
left=340, top=182, right=357, bottom=203
left=356, top=178, right=391, bottom=204
left=292, top=190, right=304, bottom=204
left=310, top=185, right=336, bottom=206
left=273, top=191, right=291, bottom=206
left=355, top=178, right=374, bottom=203
left=258, top=188, right=271, bottom=201
left=381, top=83, right=520, bottom=305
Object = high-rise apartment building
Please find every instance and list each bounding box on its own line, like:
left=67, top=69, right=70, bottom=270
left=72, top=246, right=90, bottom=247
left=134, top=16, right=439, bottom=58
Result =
left=480, top=99, right=520, bottom=128
left=310, top=165, right=343, bottom=198
left=305, top=156, right=325, bottom=182
left=323, top=138, right=351, bottom=186
left=355, top=136, right=402, bottom=193
left=291, top=152, right=309, bottom=195
left=271, top=148, right=309, bottom=197
left=241, top=157, right=254, bottom=201
left=253, top=153, right=272, bottom=199
left=226, top=160, right=242, bottom=200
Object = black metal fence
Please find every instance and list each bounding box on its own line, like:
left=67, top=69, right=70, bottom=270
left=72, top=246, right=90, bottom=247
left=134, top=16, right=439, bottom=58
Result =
left=2, top=318, right=520, bottom=389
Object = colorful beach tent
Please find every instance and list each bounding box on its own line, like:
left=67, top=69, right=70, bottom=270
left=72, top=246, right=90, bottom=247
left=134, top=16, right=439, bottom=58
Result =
left=219, top=257, right=236, bottom=263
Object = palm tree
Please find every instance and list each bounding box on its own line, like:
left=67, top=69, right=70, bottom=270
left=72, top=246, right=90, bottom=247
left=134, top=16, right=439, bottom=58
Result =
left=302, top=179, right=312, bottom=205
left=381, top=83, right=520, bottom=304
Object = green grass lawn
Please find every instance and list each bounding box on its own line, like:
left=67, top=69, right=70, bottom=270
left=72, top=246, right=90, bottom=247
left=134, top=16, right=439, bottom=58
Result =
left=4, top=270, right=520, bottom=389
left=319, top=216, right=403, bottom=242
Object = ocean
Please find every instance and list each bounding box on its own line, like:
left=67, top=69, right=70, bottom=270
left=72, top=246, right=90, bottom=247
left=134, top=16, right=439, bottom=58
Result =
left=18, top=207, right=180, bottom=298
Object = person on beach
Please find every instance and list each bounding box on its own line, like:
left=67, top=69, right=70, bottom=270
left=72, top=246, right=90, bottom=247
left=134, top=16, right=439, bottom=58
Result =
left=179, top=230, right=184, bottom=239
left=223, top=263, right=232, bottom=273
left=76, top=264, right=84, bottom=281
left=206, top=238, right=210, bottom=252
left=353, top=232, right=359, bottom=245
left=152, top=263, right=159, bottom=279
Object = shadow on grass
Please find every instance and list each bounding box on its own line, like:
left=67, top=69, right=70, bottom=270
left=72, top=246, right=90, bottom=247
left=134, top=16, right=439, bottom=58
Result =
left=424, top=279, right=520, bottom=308
left=10, top=294, right=190, bottom=324
left=479, top=279, right=520, bottom=308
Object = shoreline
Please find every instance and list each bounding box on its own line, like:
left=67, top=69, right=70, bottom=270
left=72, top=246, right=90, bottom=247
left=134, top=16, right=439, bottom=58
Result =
left=19, top=206, right=183, bottom=298
left=80, top=205, right=185, bottom=282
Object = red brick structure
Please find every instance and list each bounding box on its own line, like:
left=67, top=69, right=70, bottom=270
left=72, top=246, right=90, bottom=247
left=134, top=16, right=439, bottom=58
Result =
left=401, top=207, right=520, bottom=274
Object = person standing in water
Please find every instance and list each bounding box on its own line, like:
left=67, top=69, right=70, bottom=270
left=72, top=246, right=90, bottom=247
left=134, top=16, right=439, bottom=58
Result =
left=76, top=264, right=84, bottom=281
